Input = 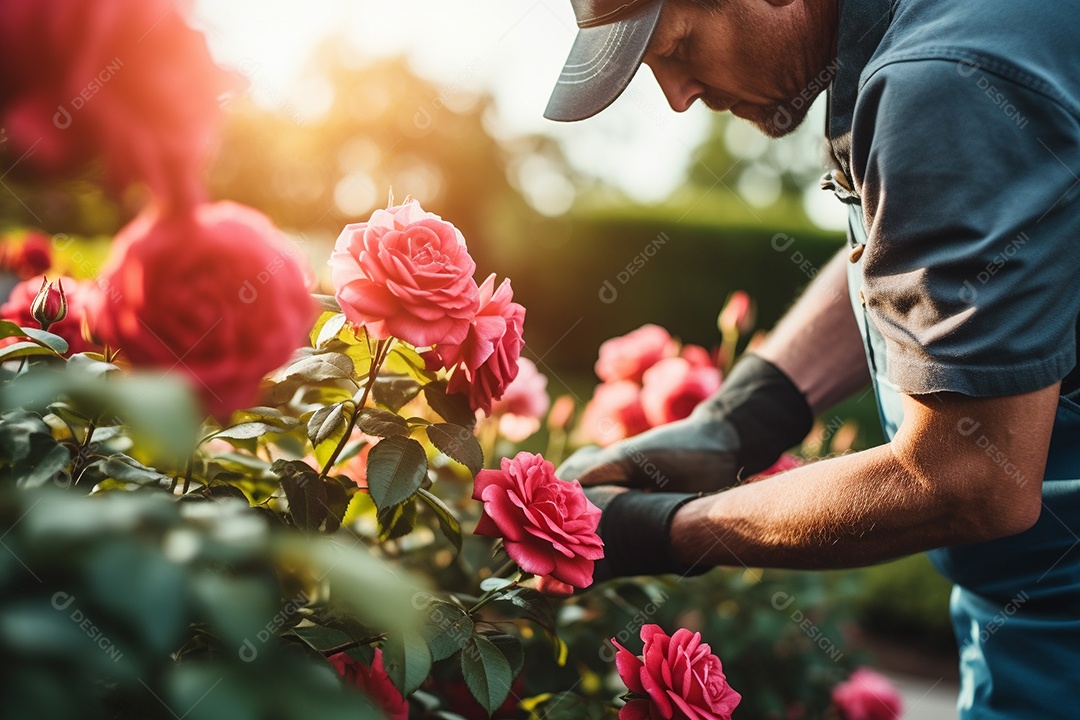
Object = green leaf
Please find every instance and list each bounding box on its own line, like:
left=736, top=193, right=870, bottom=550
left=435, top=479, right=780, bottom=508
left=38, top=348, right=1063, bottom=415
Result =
left=422, top=601, right=474, bottom=661
left=312, top=294, right=342, bottom=313
left=321, top=476, right=351, bottom=534
left=214, top=421, right=287, bottom=441
left=307, top=402, right=350, bottom=446
left=478, top=577, right=516, bottom=593
left=417, top=488, right=462, bottom=553
left=21, top=327, right=69, bottom=354
left=486, top=632, right=525, bottom=679
left=0, top=319, right=27, bottom=339
left=18, top=442, right=71, bottom=488
left=384, top=345, right=436, bottom=383
left=499, top=588, right=556, bottom=635
left=96, top=454, right=171, bottom=486
left=366, top=436, right=428, bottom=510
left=355, top=407, right=410, bottom=438
left=461, top=633, right=513, bottom=716
left=373, top=377, right=422, bottom=412
left=426, top=423, right=483, bottom=475
left=281, top=353, right=356, bottom=384
left=65, top=353, right=119, bottom=376
left=0, top=341, right=61, bottom=362
left=274, top=460, right=328, bottom=532
left=377, top=499, right=418, bottom=541
left=423, top=383, right=476, bottom=428
left=382, top=629, right=432, bottom=697
left=230, top=406, right=298, bottom=430
left=291, top=624, right=352, bottom=653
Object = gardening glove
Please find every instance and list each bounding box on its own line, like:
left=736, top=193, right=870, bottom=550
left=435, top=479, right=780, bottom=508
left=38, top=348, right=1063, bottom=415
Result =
left=584, top=485, right=708, bottom=584
left=558, top=355, right=813, bottom=493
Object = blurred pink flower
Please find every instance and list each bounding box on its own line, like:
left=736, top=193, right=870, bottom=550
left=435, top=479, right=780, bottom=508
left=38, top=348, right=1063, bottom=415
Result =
left=595, top=324, right=678, bottom=384
left=0, top=0, right=237, bottom=208
left=92, top=202, right=316, bottom=420
left=578, top=381, right=649, bottom=446
left=614, top=624, right=741, bottom=720
left=719, top=290, right=755, bottom=335
left=640, top=357, right=722, bottom=427
left=490, top=357, right=550, bottom=442
left=679, top=343, right=717, bottom=370
left=473, top=452, right=603, bottom=589
left=832, top=668, right=904, bottom=720
left=0, top=231, right=52, bottom=280
left=329, top=649, right=408, bottom=720
left=442, top=274, right=525, bottom=416
left=547, top=394, right=576, bottom=433
left=330, top=200, right=479, bottom=348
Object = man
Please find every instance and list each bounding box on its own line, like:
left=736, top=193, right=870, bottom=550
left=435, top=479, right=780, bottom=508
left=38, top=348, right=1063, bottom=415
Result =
left=545, top=0, right=1080, bottom=717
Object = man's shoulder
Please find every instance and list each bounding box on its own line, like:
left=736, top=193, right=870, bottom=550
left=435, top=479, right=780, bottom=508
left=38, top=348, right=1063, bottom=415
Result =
left=865, top=0, right=1080, bottom=114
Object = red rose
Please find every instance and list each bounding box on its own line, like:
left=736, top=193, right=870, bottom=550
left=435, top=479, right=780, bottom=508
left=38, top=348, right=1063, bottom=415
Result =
left=0, top=0, right=236, bottom=208
left=0, top=231, right=52, bottom=279
left=615, top=624, right=741, bottom=720
left=1, top=274, right=96, bottom=354
left=473, top=452, right=603, bottom=589
left=831, top=668, right=903, bottom=720
left=329, top=200, right=479, bottom=348
left=640, top=357, right=722, bottom=427
left=490, top=357, right=550, bottom=442
left=441, top=274, right=525, bottom=416
left=329, top=649, right=408, bottom=720
left=92, top=202, right=315, bottom=419
left=595, top=324, right=678, bottom=384
left=578, top=381, right=649, bottom=447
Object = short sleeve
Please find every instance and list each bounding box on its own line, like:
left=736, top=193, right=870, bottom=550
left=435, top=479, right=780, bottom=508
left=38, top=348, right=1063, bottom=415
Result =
left=850, top=58, right=1080, bottom=396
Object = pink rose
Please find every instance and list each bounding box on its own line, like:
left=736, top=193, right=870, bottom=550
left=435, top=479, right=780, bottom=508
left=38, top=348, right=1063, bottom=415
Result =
left=92, top=202, right=316, bottom=419
left=831, top=668, right=903, bottom=720
left=595, top=324, right=679, bottom=384
left=490, top=357, right=550, bottom=441
left=719, top=290, right=755, bottom=335
left=330, top=200, right=479, bottom=348
left=440, top=274, right=526, bottom=416
left=473, top=452, right=603, bottom=589
left=679, top=344, right=717, bottom=371
left=329, top=649, right=408, bottom=720
left=1, top=274, right=97, bottom=354
left=640, top=357, right=722, bottom=428
left=615, top=625, right=741, bottom=720
left=0, top=0, right=236, bottom=208
left=578, top=381, right=649, bottom=446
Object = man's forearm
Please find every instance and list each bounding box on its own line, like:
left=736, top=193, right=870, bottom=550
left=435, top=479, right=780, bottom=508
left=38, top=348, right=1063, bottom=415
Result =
left=670, top=387, right=1057, bottom=571
left=670, top=445, right=962, bottom=570
left=757, top=247, right=869, bottom=414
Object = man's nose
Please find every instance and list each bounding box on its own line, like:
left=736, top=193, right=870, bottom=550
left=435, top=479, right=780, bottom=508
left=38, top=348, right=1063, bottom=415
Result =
left=645, top=61, right=704, bottom=113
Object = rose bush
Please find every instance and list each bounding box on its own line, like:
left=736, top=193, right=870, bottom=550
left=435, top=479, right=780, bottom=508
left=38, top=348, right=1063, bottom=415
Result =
left=92, top=201, right=316, bottom=419
left=615, top=624, right=742, bottom=720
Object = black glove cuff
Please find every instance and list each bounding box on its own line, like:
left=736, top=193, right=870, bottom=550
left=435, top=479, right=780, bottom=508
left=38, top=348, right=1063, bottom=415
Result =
left=599, top=491, right=709, bottom=579
left=699, top=354, right=813, bottom=477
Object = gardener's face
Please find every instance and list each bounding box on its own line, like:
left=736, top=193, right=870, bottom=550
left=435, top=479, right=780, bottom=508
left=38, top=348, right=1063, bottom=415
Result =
left=642, top=0, right=838, bottom=137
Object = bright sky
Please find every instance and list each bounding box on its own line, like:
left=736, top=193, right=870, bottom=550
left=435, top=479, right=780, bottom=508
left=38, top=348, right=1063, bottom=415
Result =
left=192, top=0, right=845, bottom=228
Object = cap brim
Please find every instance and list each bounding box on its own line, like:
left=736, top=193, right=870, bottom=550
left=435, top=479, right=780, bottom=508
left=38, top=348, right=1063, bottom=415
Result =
left=544, top=0, right=665, bottom=122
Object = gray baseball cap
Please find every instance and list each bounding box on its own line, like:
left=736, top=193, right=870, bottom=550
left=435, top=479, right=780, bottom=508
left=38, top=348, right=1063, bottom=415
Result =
left=544, top=0, right=666, bottom=122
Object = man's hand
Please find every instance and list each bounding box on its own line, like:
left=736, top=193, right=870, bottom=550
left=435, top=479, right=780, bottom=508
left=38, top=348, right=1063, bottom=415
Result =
left=558, top=355, right=814, bottom=493
left=582, top=484, right=709, bottom=586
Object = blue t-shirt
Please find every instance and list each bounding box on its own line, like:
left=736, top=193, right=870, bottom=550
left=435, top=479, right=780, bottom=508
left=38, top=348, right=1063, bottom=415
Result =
left=834, top=0, right=1080, bottom=398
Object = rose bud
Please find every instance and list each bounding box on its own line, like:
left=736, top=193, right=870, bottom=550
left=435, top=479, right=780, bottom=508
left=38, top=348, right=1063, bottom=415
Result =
left=718, top=290, right=755, bottom=336
left=29, top=276, right=67, bottom=331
